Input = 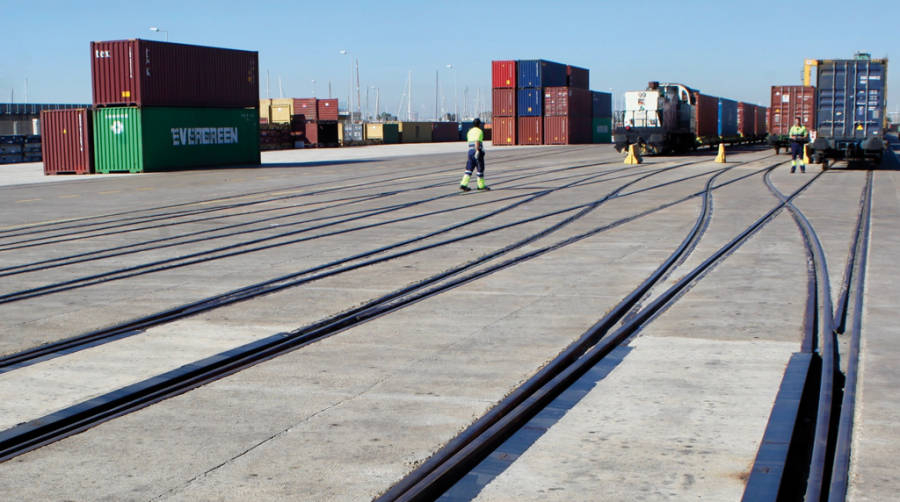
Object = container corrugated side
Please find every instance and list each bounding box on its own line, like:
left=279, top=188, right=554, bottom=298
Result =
left=755, top=106, right=768, bottom=136
left=293, top=98, right=317, bottom=120
left=816, top=59, right=886, bottom=139
left=41, top=108, right=93, bottom=174
left=492, top=117, right=516, bottom=146
left=517, top=89, right=542, bottom=117
left=517, top=59, right=567, bottom=88
left=592, top=117, right=612, bottom=143
left=271, top=98, right=293, bottom=123
left=769, top=85, right=816, bottom=136
left=517, top=116, right=542, bottom=145
left=737, top=102, right=756, bottom=137
left=693, top=93, right=719, bottom=139
left=566, top=65, right=589, bottom=89
left=492, top=89, right=516, bottom=117
left=365, top=123, right=399, bottom=143
left=432, top=122, right=459, bottom=142
left=591, top=91, right=612, bottom=117
left=91, top=39, right=258, bottom=108
left=259, top=99, right=272, bottom=123
left=492, top=60, right=516, bottom=88
left=717, top=98, right=738, bottom=137
left=93, top=107, right=259, bottom=173
left=317, top=99, right=339, bottom=121
left=398, top=122, right=433, bottom=143
left=544, top=87, right=591, bottom=117
left=544, top=115, right=590, bottom=144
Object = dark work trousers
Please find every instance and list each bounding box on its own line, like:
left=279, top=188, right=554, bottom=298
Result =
left=465, top=148, right=485, bottom=177
left=790, top=141, right=803, bottom=160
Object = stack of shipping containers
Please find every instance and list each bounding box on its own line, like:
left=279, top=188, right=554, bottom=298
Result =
left=492, top=60, right=517, bottom=146
left=517, top=60, right=566, bottom=145
left=261, top=97, right=339, bottom=148
left=87, top=39, right=260, bottom=173
left=492, top=59, right=610, bottom=145
left=543, top=66, right=591, bottom=144
left=591, top=91, right=613, bottom=143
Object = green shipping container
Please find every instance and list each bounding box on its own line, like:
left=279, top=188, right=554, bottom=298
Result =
left=592, top=117, right=612, bottom=144
left=93, top=107, right=260, bottom=173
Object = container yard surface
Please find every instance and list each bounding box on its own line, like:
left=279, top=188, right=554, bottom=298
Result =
left=0, top=144, right=897, bottom=501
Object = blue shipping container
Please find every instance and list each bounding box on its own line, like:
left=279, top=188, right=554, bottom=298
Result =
left=517, top=60, right=567, bottom=89
left=816, top=58, right=886, bottom=139
left=717, top=98, right=738, bottom=137
left=459, top=121, right=475, bottom=140
left=591, top=91, right=612, bottom=117
left=517, top=89, right=543, bottom=116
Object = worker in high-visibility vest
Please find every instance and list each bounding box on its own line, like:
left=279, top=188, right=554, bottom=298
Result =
left=460, top=118, right=490, bottom=191
left=789, top=117, right=809, bottom=173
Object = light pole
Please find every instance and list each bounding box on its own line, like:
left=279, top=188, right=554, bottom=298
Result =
left=149, top=26, right=168, bottom=41
left=339, top=50, right=352, bottom=118
left=312, top=79, right=316, bottom=98
left=445, top=64, right=458, bottom=121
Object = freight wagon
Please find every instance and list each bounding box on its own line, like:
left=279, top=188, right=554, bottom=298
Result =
left=809, top=54, right=887, bottom=166
left=613, top=81, right=764, bottom=154
left=766, top=85, right=816, bottom=154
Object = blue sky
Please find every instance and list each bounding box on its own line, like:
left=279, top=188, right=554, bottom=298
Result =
left=3, top=0, right=899, bottom=118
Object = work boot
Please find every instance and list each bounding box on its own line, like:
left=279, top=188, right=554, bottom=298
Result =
left=459, top=184, right=471, bottom=192
left=800, top=165, right=806, bottom=173
left=476, top=177, right=490, bottom=191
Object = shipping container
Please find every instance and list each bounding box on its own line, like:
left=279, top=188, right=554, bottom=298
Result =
left=432, top=122, right=459, bottom=142
left=592, top=117, right=612, bottom=143
left=768, top=85, right=816, bottom=136
left=365, top=123, right=399, bottom=143
left=755, top=106, right=768, bottom=137
left=517, top=59, right=567, bottom=88
left=91, top=39, right=258, bottom=108
left=517, top=116, right=542, bottom=145
left=317, top=99, right=339, bottom=121
left=271, top=98, right=293, bottom=123
left=717, top=98, right=738, bottom=137
left=293, top=98, right=317, bottom=120
left=566, top=65, right=589, bottom=89
left=517, top=89, right=543, bottom=116
left=591, top=91, right=612, bottom=118
left=93, top=107, right=259, bottom=173
left=816, top=58, right=886, bottom=139
left=317, top=121, right=339, bottom=146
left=41, top=108, right=93, bottom=174
left=492, top=88, right=516, bottom=117
left=543, top=87, right=592, bottom=117
left=492, top=117, right=516, bottom=145
left=397, top=121, right=432, bottom=143
left=737, top=102, right=756, bottom=137
left=492, top=60, right=516, bottom=88
left=544, top=115, right=590, bottom=144
left=693, top=93, right=719, bottom=139
left=339, top=122, right=364, bottom=145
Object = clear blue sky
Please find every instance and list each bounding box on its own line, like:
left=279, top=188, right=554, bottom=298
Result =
left=3, top=0, right=899, bottom=118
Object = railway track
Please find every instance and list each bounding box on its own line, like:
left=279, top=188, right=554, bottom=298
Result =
left=743, top=169, right=873, bottom=501
left=376, top=164, right=822, bottom=501
left=0, top=155, right=778, bottom=462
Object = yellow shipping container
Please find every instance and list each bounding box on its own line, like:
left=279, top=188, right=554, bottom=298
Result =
left=397, top=121, right=433, bottom=143
left=270, top=98, right=293, bottom=124
left=365, top=123, right=385, bottom=140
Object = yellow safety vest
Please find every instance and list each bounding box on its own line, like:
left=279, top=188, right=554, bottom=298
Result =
left=467, top=127, right=484, bottom=144
left=789, top=125, right=808, bottom=138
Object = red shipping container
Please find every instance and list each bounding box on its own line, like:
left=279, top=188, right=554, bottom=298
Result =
left=432, top=122, right=459, bottom=142
left=756, top=106, right=768, bottom=137
left=693, top=92, right=719, bottom=139
left=40, top=109, right=93, bottom=175
left=492, top=88, right=516, bottom=117
left=316, top=98, right=339, bottom=121
left=544, top=115, right=591, bottom=144
left=293, top=98, right=317, bottom=120
left=566, top=65, right=589, bottom=89
left=492, top=60, right=516, bottom=88
left=517, top=116, right=542, bottom=145
left=492, top=117, right=516, bottom=146
left=769, top=85, right=816, bottom=135
left=737, top=102, right=756, bottom=137
left=91, top=39, right=258, bottom=107
left=543, top=87, right=592, bottom=117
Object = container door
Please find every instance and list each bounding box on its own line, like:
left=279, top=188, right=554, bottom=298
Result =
left=93, top=108, right=143, bottom=173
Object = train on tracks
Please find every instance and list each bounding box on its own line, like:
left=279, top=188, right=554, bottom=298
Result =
left=613, top=81, right=767, bottom=155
